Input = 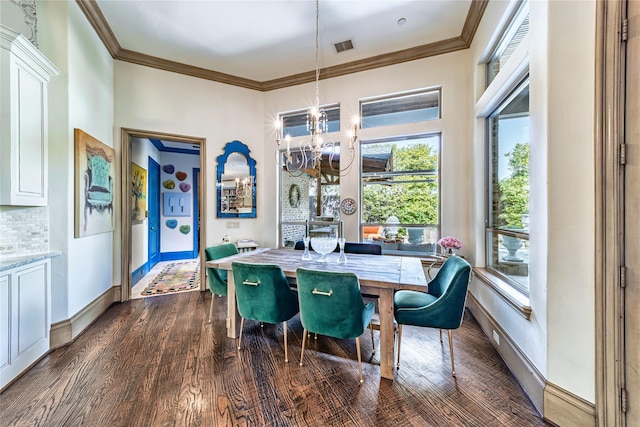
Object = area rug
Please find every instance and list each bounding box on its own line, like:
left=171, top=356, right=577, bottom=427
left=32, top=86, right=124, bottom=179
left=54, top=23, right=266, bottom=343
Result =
left=141, top=261, right=200, bottom=296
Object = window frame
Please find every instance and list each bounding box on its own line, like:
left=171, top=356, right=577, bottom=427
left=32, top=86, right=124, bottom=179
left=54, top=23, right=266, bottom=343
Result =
left=359, top=132, right=442, bottom=256
left=485, top=76, right=530, bottom=296
left=359, top=87, right=441, bottom=130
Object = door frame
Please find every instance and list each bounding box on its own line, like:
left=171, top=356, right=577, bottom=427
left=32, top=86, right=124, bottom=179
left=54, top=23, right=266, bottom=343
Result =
left=147, top=156, right=161, bottom=269
left=594, top=0, right=626, bottom=425
left=120, top=128, right=207, bottom=301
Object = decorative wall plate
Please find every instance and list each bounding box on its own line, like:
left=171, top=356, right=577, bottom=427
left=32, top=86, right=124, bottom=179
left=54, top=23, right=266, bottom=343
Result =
left=340, top=198, right=357, bottom=215
left=289, top=184, right=301, bottom=208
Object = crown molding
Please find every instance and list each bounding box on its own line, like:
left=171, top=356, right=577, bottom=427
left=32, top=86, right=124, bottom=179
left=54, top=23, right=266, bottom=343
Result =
left=76, top=0, right=486, bottom=92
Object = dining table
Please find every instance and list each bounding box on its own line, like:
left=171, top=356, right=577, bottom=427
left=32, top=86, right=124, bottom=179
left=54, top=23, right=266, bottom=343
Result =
left=205, top=247, right=428, bottom=380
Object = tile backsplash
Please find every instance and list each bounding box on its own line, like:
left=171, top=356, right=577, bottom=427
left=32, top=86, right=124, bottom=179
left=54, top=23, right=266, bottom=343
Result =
left=0, top=206, right=49, bottom=258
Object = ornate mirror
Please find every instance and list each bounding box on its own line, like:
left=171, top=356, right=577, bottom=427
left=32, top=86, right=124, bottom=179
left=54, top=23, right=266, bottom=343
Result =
left=216, top=140, right=256, bottom=218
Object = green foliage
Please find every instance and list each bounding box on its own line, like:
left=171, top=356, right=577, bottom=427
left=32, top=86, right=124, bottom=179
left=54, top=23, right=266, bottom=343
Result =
left=362, top=142, right=439, bottom=226
left=498, top=143, right=529, bottom=228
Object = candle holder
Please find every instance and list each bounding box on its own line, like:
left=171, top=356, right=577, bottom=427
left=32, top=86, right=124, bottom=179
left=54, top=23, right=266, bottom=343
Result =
left=301, top=236, right=312, bottom=261
left=337, top=237, right=347, bottom=264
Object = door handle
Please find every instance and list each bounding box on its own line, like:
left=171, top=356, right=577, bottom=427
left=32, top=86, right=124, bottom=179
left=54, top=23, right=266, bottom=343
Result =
left=150, top=227, right=155, bottom=230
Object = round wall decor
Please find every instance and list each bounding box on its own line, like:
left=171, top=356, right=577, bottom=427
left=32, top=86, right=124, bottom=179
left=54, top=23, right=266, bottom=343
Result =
left=340, top=198, right=357, bottom=215
left=289, top=184, right=301, bottom=208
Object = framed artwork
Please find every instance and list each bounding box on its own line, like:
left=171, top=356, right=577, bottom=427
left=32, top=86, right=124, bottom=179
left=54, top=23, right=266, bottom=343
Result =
left=131, top=162, right=147, bottom=222
left=74, top=129, right=115, bottom=238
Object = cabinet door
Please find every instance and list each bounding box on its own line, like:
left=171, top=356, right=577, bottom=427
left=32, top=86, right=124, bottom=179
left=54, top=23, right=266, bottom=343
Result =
left=0, top=274, right=9, bottom=372
left=14, top=263, right=48, bottom=358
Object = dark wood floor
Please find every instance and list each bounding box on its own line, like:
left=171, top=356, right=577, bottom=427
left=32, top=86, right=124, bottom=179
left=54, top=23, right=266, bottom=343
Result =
left=0, top=290, right=550, bottom=427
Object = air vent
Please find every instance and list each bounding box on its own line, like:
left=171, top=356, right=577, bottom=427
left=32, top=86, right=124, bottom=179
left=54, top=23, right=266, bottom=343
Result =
left=334, top=39, right=354, bottom=53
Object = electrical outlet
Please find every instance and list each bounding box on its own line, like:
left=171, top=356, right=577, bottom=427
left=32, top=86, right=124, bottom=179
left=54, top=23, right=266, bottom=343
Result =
left=492, top=329, right=500, bottom=346
left=0, top=244, right=16, bottom=253
left=226, top=221, right=240, bottom=229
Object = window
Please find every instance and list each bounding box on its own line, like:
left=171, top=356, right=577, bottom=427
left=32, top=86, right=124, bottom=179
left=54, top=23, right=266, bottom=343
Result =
left=360, top=89, right=440, bottom=129
left=360, top=134, right=440, bottom=255
left=486, top=2, right=529, bottom=87
left=486, top=78, right=530, bottom=294
left=279, top=105, right=340, bottom=138
left=279, top=147, right=340, bottom=247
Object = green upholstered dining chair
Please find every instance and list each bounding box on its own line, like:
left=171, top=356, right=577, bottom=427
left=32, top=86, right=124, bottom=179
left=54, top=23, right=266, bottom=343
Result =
left=393, top=255, right=472, bottom=377
left=232, top=262, right=300, bottom=363
left=296, top=267, right=375, bottom=384
left=205, top=243, right=239, bottom=322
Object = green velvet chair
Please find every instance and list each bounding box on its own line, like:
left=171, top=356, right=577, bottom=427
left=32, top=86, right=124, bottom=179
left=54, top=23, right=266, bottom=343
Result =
left=296, top=267, right=375, bottom=384
left=394, top=255, right=472, bottom=376
left=232, top=262, right=300, bottom=362
left=205, top=243, right=239, bottom=322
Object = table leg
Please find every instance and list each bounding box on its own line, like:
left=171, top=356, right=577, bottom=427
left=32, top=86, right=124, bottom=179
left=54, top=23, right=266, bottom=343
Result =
left=378, top=288, right=395, bottom=380
left=226, top=273, right=241, bottom=338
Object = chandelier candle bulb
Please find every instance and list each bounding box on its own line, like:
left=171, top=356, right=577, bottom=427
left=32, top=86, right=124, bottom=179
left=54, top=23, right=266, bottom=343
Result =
left=305, top=219, right=309, bottom=237
left=340, top=221, right=343, bottom=238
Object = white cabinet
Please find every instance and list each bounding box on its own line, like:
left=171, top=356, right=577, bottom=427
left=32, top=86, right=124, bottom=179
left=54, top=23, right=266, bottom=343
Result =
left=0, top=25, right=59, bottom=206
left=0, top=259, right=51, bottom=390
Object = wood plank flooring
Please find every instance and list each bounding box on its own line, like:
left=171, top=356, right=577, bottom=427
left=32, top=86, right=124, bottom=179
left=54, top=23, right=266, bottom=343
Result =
left=0, top=291, right=550, bottom=426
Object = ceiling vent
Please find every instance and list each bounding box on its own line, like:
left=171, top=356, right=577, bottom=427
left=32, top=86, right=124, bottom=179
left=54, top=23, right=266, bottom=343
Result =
left=334, top=39, right=354, bottom=53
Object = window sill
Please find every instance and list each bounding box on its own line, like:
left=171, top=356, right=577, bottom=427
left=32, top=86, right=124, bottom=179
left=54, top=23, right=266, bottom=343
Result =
left=473, top=268, right=532, bottom=320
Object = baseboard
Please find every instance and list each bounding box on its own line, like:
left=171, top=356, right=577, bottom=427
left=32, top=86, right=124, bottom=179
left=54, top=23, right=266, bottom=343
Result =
left=466, top=294, right=546, bottom=414
left=160, top=251, right=194, bottom=261
left=131, top=262, right=149, bottom=286
left=467, top=294, right=597, bottom=426
left=544, top=382, right=596, bottom=426
left=50, top=287, right=119, bottom=349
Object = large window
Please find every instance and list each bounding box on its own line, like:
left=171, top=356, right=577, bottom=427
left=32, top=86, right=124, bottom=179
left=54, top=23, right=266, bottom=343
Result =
left=360, top=134, right=440, bottom=255
left=486, top=79, right=530, bottom=294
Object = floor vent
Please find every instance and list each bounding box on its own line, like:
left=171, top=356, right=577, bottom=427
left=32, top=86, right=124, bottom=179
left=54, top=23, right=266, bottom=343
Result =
left=334, top=39, right=354, bottom=53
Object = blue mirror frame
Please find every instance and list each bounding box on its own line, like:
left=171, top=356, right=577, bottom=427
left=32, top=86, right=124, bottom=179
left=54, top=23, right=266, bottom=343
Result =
left=216, top=140, right=257, bottom=218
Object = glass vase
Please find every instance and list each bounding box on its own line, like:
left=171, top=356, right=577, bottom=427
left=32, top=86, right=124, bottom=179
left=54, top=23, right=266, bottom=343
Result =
left=301, top=236, right=312, bottom=260
left=337, top=238, right=347, bottom=264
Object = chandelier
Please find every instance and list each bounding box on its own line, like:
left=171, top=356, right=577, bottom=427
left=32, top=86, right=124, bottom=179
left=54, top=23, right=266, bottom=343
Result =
left=276, top=0, right=357, bottom=177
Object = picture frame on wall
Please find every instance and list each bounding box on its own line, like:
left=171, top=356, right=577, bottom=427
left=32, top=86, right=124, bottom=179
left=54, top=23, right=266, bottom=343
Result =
left=131, top=162, right=147, bottom=223
left=74, top=128, right=115, bottom=238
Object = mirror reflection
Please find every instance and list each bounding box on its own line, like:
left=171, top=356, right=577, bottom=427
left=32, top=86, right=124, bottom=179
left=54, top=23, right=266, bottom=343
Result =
left=217, top=141, right=256, bottom=218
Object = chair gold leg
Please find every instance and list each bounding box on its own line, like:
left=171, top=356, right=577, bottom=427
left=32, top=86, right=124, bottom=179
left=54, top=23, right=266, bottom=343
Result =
left=396, top=325, right=403, bottom=369
left=237, top=317, right=245, bottom=350
left=439, top=328, right=443, bottom=343
left=300, top=328, right=307, bottom=366
left=448, top=330, right=456, bottom=377
left=369, top=321, right=375, bottom=354
left=208, top=294, right=215, bottom=323
left=283, top=321, right=288, bottom=363
left=356, top=337, right=363, bottom=384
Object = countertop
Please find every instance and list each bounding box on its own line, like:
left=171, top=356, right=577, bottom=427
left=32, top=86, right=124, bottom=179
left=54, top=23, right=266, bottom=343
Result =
left=0, top=251, right=62, bottom=272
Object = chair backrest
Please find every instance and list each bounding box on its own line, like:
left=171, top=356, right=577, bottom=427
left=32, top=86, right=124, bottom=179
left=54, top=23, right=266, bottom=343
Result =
left=204, top=243, right=239, bottom=295
left=232, top=262, right=299, bottom=324
left=427, top=256, right=472, bottom=329
left=294, top=241, right=381, bottom=255
left=343, top=242, right=382, bottom=255
left=296, top=267, right=370, bottom=339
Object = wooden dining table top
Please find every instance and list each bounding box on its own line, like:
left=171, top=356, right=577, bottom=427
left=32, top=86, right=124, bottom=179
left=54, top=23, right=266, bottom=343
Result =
left=205, top=247, right=428, bottom=292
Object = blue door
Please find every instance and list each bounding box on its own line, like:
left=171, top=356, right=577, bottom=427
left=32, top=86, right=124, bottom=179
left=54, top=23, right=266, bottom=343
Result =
left=148, top=157, right=161, bottom=268
left=193, top=168, right=200, bottom=258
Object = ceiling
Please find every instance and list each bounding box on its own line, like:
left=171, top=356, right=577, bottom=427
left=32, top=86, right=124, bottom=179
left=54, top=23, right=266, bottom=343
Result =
left=80, top=0, right=486, bottom=91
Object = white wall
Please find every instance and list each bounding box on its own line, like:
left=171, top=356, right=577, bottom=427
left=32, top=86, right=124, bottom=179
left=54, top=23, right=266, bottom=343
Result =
left=38, top=1, right=115, bottom=322
left=263, top=51, right=471, bottom=248
left=469, top=0, right=596, bottom=403
left=158, top=151, right=199, bottom=254
left=113, top=61, right=265, bottom=271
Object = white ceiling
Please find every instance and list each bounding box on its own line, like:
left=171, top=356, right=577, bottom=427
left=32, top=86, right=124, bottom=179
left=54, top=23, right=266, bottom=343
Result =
left=95, top=0, right=471, bottom=82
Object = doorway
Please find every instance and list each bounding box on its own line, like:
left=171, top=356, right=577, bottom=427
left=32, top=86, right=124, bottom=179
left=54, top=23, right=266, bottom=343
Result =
left=120, top=128, right=207, bottom=302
